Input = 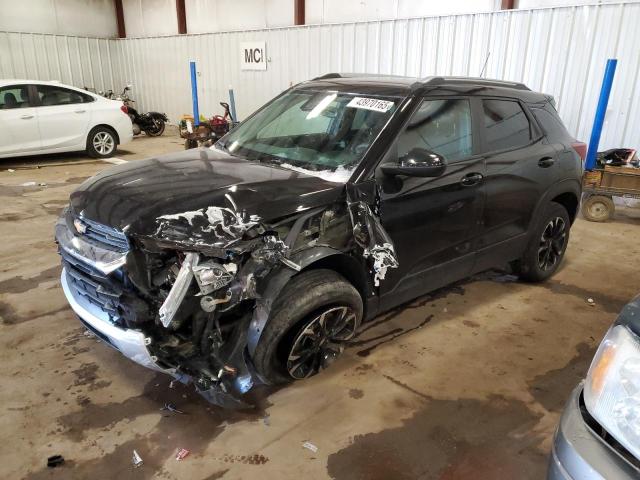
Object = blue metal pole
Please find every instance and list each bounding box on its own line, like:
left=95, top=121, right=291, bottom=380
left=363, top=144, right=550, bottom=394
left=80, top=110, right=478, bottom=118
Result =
left=228, top=88, right=238, bottom=122
left=190, top=61, right=200, bottom=127
left=584, top=59, right=617, bottom=170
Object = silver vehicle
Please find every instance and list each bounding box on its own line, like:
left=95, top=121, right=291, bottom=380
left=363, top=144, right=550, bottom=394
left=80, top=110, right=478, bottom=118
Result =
left=549, top=295, right=640, bottom=479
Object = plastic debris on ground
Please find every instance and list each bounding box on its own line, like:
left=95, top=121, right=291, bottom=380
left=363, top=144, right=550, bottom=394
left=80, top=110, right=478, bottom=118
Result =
left=176, top=448, right=190, bottom=461
left=20, top=181, right=37, bottom=187
left=302, top=441, right=318, bottom=453
left=132, top=450, right=143, bottom=468
left=161, top=402, right=185, bottom=414
left=47, top=455, right=65, bottom=468
left=7, top=169, right=15, bottom=173
left=587, top=298, right=596, bottom=306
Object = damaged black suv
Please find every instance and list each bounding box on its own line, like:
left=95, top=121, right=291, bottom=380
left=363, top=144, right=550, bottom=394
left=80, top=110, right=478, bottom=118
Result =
left=56, top=74, right=583, bottom=407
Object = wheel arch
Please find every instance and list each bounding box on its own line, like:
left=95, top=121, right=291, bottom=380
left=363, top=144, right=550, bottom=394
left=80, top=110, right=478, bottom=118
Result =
left=246, top=247, right=369, bottom=358
left=551, top=191, right=579, bottom=223
left=531, top=179, right=581, bottom=228
left=89, top=124, right=120, bottom=144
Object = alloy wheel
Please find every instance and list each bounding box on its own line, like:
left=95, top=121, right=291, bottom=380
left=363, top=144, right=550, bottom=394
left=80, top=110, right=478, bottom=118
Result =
left=537, top=216, right=567, bottom=271
left=93, top=131, right=115, bottom=155
left=286, top=306, right=358, bottom=380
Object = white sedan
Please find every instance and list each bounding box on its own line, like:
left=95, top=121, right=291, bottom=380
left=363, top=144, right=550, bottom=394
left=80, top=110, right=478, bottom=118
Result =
left=0, top=80, right=133, bottom=159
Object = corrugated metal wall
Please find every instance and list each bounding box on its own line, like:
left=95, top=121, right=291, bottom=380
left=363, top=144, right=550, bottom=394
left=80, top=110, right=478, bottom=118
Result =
left=1, top=2, right=639, bottom=150
left=0, top=32, right=124, bottom=94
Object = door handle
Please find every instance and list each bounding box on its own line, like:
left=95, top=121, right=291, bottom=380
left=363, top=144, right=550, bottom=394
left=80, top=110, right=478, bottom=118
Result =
left=538, top=157, right=555, bottom=168
left=461, top=172, right=483, bottom=187
left=74, top=110, right=86, bottom=114
left=20, top=115, right=34, bottom=120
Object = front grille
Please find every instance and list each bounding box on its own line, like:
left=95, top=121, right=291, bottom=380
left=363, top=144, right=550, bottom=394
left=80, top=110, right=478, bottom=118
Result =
left=76, top=215, right=129, bottom=252
left=61, top=248, right=123, bottom=322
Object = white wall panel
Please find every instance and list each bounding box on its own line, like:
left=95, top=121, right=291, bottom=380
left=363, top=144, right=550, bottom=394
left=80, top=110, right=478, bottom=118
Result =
left=0, top=31, right=124, bottom=93
left=0, top=0, right=118, bottom=37
left=1, top=2, right=639, bottom=152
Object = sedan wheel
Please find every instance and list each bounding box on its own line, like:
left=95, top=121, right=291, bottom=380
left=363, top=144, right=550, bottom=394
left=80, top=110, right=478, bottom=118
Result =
left=93, top=131, right=115, bottom=156
left=286, top=306, right=358, bottom=379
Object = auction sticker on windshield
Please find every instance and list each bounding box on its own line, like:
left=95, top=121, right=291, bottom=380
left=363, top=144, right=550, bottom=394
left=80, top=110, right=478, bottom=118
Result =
left=347, top=97, right=394, bottom=113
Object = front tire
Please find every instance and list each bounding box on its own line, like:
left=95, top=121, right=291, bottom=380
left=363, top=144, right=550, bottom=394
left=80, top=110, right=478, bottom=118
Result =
left=86, top=126, right=117, bottom=158
left=252, top=269, right=363, bottom=384
left=513, top=202, right=570, bottom=283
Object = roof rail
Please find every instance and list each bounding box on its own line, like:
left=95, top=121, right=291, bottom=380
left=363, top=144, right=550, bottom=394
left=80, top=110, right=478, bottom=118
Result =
left=312, top=73, right=343, bottom=80
left=423, top=76, right=530, bottom=91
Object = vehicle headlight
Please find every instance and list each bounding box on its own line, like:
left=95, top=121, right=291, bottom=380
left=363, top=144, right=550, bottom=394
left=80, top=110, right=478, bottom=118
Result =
left=584, top=324, right=640, bottom=459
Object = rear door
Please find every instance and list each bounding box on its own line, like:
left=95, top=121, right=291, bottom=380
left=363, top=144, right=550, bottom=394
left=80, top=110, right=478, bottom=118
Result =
left=34, top=84, right=94, bottom=150
left=376, top=96, right=485, bottom=309
left=474, top=97, right=559, bottom=270
left=0, top=84, right=41, bottom=156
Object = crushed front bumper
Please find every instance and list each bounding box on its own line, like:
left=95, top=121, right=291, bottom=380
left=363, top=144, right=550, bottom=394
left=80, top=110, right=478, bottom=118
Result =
left=548, top=383, right=640, bottom=479
left=61, top=268, right=170, bottom=373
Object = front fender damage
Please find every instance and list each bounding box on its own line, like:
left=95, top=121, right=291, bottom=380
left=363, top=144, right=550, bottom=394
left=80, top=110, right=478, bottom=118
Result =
left=119, top=188, right=397, bottom=407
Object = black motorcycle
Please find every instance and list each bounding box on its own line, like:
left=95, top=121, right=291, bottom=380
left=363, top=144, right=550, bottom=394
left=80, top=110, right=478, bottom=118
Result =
left=108, top=85, right=167, bottom=137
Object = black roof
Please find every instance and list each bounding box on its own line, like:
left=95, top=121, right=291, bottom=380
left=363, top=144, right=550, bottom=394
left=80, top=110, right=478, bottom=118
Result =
left=298, top=73, right=549, bottom=103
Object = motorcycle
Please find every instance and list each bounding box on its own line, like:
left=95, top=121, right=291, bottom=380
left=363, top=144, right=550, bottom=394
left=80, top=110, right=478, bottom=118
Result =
left=107, top=85, right=168, bottom=137
left=180, top=102, right=236, bottom=149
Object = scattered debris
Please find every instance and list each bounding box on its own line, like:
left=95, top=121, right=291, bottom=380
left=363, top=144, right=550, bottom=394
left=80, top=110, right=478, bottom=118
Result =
left=169, top=380, right=176, bottom=389
left=161, top=403, right=185, bottom=414
left=587, top=297, right=596, bottom=306
left=176, top=448, right=190, bottom=461
left=39, top=182, right=47, bottom=186
left=20, top=181, right=37, bottom=187
left=302, top=441, right=318, bottom=453
left=132, top=449, right=143, bottom=468
left=7, top=169, right=15, bottom=173
left=47, top=455, right=65, bottom=468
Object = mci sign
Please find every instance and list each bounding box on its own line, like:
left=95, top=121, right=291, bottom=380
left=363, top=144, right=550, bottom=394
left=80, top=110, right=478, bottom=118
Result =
left=241, top=42, right=267, bottom=71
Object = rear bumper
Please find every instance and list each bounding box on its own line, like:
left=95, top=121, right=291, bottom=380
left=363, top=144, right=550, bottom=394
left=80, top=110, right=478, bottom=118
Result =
left=548, top=383, right=639, bottom=480
left=112, top=114, right=133, bottom=146
left=61, top=269, right=168, bottom=373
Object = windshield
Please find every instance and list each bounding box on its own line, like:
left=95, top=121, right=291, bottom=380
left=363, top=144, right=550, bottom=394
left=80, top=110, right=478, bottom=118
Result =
left=218, top=90, right=400, bottom=182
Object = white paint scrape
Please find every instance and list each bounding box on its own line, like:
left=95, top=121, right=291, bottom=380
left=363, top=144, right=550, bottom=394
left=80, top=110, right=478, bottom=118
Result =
left=279, top=164, right=355, bottom=183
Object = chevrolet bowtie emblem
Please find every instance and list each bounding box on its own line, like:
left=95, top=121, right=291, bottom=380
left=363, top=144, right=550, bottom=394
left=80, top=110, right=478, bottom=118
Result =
left=73, top=218, right=87, bottom=234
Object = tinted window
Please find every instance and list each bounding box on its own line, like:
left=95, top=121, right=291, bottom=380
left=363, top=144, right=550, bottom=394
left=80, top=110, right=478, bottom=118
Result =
left=531, top=104, right=571, bottom=142
left=397, top=99, right=473, bottom=163
left=0, top=85, right=31, bottom=109
left=482, top=99, right=531, bottom=152
left=35, top=85, right=94, bottom=106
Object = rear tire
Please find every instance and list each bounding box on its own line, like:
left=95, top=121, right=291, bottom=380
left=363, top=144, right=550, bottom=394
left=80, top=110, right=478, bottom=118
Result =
left=252, top=269, right=363, bottom=385
left=513, top=202, right=570, bottom=283
left=581, top=195, right=614, bottom=222
left=145, top=118, right=165, bottom=136
left=86, top=126, right=117, bottom=158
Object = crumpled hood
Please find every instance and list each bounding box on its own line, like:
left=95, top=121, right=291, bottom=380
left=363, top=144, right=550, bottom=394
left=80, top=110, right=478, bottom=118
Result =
left=70, top=148, right=345, bottom=236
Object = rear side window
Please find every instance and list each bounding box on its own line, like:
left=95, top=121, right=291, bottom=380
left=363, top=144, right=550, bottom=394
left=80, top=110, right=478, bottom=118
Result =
left=531, top=104, right=572, bottom=142
left=0, top=85, right=31, bottom=109
left=35, top=85, right=94, bottom=106
left=481, top=99, right=531, bottom=152
left=397, top=98, right=473, bottom=163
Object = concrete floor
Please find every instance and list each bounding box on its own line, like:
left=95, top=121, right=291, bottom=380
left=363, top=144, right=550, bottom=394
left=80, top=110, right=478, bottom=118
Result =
left=1, top=131, right=639, bottom=480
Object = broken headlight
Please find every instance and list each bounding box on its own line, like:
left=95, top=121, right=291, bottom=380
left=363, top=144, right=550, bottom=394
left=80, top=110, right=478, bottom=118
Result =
left=192, top=260, right=237, bottom=295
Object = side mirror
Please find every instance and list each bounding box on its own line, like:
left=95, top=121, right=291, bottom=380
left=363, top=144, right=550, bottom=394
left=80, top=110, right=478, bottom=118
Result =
left=381, top=148, right=447, bottom=177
